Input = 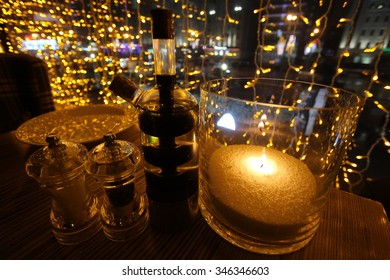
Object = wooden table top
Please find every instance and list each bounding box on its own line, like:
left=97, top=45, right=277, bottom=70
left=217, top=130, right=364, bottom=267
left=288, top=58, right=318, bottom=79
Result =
left=0, top=130, right=389, bottom=260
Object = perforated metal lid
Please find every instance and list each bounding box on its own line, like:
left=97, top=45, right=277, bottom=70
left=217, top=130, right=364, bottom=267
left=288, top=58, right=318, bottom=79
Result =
left=26, top=134, right=88, bottom=183
left=85, top=133, right=141, bottom=181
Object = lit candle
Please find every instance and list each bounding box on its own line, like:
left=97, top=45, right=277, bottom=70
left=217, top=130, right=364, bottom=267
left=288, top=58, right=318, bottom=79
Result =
left=208, top=144, right=317, bottom=237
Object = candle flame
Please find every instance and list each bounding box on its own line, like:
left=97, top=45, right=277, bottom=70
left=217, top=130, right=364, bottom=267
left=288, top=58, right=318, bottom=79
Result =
left=259, top=153, right=266, bottom=168
left=247, top=153, right=274, bottom=175
left=260, top=153, right=267, bottom=167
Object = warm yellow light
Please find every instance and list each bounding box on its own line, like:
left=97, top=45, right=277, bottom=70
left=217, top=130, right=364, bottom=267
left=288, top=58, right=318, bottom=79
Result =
left=364, top=90, right=373, bottom=98
left=301, top=16, right=309, bottom=24
left=376, top=103, right=386, bottom=111
left=293, top=66, right=301, bottom=72
left=261, top=68, right=271, bottom=73
left=350, top=162, right=357, bottom=168
left=247, top=154, right=275, bottom=175
left=262, top=45, right=275, bottom=51
left=342, top=51, right=350, bottom=57
left=364, top=46, right=378, bottom=53
left=286, top=14, right=298, bottom=21
left=339, top=18, right=351, bottom=23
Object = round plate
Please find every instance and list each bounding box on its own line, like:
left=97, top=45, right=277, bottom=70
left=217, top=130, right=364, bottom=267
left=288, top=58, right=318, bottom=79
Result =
left=15, top=104, right=137, bottom=146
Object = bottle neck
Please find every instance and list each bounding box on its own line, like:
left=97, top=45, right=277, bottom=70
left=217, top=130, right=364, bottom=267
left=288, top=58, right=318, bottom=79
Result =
left=153, top=38, right=176, bottom=76
left=108, top=75, right=142, bottom=105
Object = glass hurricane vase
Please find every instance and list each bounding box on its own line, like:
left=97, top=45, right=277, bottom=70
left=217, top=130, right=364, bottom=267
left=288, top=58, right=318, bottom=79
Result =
left=199, top=78, right=365, bottom=254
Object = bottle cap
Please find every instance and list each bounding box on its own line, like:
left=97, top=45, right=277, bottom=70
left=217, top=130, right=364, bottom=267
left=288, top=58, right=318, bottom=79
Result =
left=108, top=75, right=139, bottom=103
left=26, top=134, right=88, bottom=183
left=85, top=132, right=141, bottom=181
left=151, top=8, right=174, bottom=39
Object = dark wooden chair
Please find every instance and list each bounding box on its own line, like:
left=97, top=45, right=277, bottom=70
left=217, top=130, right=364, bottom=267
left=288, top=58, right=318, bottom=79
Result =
left=0, top=53, right=55, bottom=133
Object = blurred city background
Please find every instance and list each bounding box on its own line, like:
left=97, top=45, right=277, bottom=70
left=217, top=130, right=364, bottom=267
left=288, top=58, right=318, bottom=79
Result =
left=1, top=0, right=389, bottom=211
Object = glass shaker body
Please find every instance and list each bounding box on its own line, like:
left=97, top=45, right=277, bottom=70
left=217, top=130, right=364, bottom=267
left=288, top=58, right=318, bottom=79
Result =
left=85, top=133, right=149, bottom=241
left=26, top=135, right=101, bottom=245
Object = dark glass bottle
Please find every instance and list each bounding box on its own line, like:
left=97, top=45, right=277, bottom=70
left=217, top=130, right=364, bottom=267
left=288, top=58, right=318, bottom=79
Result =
left=109, top=8, right=199, bottom=232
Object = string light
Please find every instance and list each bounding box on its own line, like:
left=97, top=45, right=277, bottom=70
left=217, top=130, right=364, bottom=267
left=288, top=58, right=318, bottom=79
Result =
left=254, top=0, right=270, bottom=78
left=282, top=0, right=300, bottom=81
left=354, top=33, right=390, bottom=178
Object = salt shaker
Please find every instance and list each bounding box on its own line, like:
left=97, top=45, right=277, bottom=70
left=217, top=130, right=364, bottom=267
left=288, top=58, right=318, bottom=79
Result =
left=85, top=133, right=149, bottom=241
left=25, top=135, right=101, bottom=245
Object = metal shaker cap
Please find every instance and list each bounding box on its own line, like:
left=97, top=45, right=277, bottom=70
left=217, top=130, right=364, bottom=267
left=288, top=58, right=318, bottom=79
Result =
left=25, top=134, right=88, bottom=183
left=85, top=133, right=141, bottom=181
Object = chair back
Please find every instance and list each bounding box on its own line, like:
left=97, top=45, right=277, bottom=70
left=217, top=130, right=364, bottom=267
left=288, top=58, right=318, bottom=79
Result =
left=0, top=53, right=55, bottom=133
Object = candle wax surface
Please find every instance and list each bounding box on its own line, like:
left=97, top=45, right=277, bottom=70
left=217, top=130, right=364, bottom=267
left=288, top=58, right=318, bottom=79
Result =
left=208, top=145, right=316, bottom=226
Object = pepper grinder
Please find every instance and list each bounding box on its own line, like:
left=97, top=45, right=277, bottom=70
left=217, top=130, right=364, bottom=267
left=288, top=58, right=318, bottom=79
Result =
left=25, top=135, right=101, bottom=245
left=85, top=133, right=149, bottom=241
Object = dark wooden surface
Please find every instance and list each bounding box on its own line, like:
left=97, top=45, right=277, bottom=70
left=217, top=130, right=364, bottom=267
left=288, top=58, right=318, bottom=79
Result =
left=0, top=130, right=389, bottom=260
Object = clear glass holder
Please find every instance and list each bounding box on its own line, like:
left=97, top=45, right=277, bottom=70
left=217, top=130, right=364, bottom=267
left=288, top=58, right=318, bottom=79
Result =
left=199, top=78, right=364, bottom=254
left=47, top=173, right=101, bottom=245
